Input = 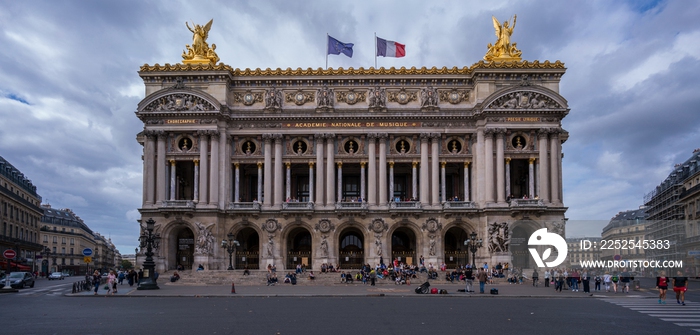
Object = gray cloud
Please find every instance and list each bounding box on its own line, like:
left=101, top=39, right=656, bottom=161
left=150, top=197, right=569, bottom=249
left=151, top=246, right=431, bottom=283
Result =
left=0, top=0, right=698, bottom=251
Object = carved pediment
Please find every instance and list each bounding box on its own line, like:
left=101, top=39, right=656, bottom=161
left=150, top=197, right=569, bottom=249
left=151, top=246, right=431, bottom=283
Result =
left=144, top=93, right=217, bottom=112
left=486, top=91, right=562, bottom=110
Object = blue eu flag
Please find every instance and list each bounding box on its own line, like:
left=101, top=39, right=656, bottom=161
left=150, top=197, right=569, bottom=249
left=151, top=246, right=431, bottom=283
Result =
left=327, top=35, right=354, bottom=58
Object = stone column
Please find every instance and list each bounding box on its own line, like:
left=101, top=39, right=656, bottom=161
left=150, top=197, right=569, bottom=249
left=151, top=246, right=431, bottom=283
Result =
left=169, top=160, right=177, bottom=201
left=420, top=133, right=430, bottom=205
left=326, top=134, right=335, bottom=206
left=285, top=162, right=291, bottom=201
left=368, top=135, right=377, bottom=205
left=496, top=129, right=505, bottom=203
left=257, top=162, right=263, bottom=202
left=308, top=162, right=315, bottom=203
left=528, top=158, right=535, bottom=198
left=193, top=159, right=199, bottom=203
left=198, top=131, right=209, bottom=206
left=315, top=134, right=325, bottom=206
left=378, top=133, right=388, bottom=205
left=412, top=162, right=418, bottom=200
left=464, top=161, right=470, bottom=201
left=144, top=132, right=156, bottom=205
left=550, top=130, right=561, bottom=204
left=234, top=163, right=240, bottom=202
left=209, top=131, right=220, bottom=206
left=219, top=131, right=228, bottom=208
left=475, top=129, right=484, bottom=203
left=360, top=162, right=366, bottom=202
left=156, top=132, right=167, bottom=205
left=388, top=162, right=395, bottom=201
left=538, top=129, right=549, bottom=202
left=337, top=162, right=343, bottom=202
left=431, top=134, right=440, bottom=206
left=505, top=158, right=511, bottom=199
left=440, top=161, right=446, bottom=203
left=484, top=129, right=494, bottom=203
left=263, top=134, right=273, bottom=206
left=274, top=134, right=283, bottom=206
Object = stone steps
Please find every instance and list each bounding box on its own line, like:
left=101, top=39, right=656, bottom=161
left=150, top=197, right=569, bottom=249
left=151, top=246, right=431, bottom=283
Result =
left=165, top=270, right=509, bottom=286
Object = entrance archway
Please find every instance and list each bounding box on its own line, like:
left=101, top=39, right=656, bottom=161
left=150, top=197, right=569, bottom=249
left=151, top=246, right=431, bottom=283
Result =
left=287, top=227, right=312, bottom=269
left=174, top=227, right=194, bottom=270
left=511, top=224, right=535, bottom=270
left=338, top=227, right=364, bottom=269
left=235, top=228, right=259, bottom=270
left=444, top=227, right=470, bottom=269
left=391, top=227, right=416, bottom=265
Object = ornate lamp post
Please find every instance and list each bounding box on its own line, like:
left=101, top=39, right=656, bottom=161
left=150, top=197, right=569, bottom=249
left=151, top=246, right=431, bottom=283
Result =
left=221, top=233, right=240, bottom=270
left=464, top=232, right=483, bottom=269
left=137, top=218, right=161, bottom=290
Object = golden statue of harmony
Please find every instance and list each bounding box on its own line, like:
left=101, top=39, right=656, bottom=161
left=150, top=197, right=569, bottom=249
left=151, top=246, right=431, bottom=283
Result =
left=484, top=15, right=522, bottom=62
left=182, top=19, right=219, bottom=65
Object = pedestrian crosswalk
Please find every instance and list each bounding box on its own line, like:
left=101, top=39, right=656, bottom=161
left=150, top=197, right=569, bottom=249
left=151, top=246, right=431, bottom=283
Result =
left=602, top=297, right=700, bottom=333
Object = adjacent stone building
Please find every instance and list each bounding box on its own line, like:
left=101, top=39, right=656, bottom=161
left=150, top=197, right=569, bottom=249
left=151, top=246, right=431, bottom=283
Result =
left=135, top=22, right=570, bottom=272
left=600, top=207, right=648, bottom=272
left=566, top=237, right=601, bottom=269
left=0, top=155, right=44, bottom=272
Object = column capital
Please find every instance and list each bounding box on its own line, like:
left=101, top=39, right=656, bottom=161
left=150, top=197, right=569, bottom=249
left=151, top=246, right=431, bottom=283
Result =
left=430, top=132, right=441, bottom=139
left=360, top=161, right=366, bottom=167
left=483, top=128, right=496, bottom=135
left=193, top=159, right=199, bottom=165
left=464, top=161, right=471, bottom=167
left=314, top=133, right=325, bottom=141
left=235, top=162, right=240, bottom=168
left=388, top=161, right=394, bottom=167
left=336, top=161, right=343, bottom=167
left=529, top=157, right=536, bottom=164
left=257, top=162, right=263, bottom=168
left=273, top=134, right=283, bottom=143
left=505, top=158, right=511, bottom=164
left=538, top=128, right=550, bottom=138
left=377, top=133, right=388, bottom=139
left=285, top=162, right=291, bottom=168
left=325, top=133, right=336, bottom=140
left=169, top=159, right=176, bottom=166
left=440, top=161, right=446, bottom=168
left=262, top=134, right=273, bottom=143
left=412, top=161, right=418, bottom=168
left=309, top=161, right=315, bottom=167
left=420, top=133, right=430, bottom=139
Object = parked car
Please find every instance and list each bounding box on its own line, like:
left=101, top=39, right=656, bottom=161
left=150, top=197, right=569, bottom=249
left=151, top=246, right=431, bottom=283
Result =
left=8, top=272, right=35, bottom=289
left=48, top=272, right=65, bottom=280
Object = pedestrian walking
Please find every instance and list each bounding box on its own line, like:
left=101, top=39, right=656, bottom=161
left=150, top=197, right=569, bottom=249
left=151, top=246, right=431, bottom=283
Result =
left=532, top=269, right=539, bottom=287
left=656, top=271, right=669, bottom=304
left=581, top=269, right=590, bottom=293
left=603, top=271, right=612, bottom=292
left=92, top=270, right=101, bottom=295
left=544, top=269, right=550, bottom=288
left=673, top=271, right=688, bottom=305
left=594, top=274, right=602, bottom=291
left=465, top=266, right=474, bottom=293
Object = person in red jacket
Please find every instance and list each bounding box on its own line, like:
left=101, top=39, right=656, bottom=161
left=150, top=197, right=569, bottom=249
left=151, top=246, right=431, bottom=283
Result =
left=656, top=271, right=669, bottom=304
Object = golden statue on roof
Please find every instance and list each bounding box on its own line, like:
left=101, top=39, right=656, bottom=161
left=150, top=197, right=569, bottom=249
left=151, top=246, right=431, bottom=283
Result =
left=182, top=19, right=219, bottom=65
left=484, top=15, right=522, bottom=62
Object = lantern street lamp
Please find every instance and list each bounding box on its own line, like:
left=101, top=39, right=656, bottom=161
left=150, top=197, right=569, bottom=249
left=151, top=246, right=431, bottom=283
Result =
left=464, top=232, right=483, bottom=270
left=137, top=218, right=161, bottom=290
left=221, top=233, right=240, bottom=270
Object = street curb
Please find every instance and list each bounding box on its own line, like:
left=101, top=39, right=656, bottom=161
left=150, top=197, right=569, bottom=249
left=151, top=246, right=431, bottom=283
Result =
left=63, top=292, right=612, bottom=299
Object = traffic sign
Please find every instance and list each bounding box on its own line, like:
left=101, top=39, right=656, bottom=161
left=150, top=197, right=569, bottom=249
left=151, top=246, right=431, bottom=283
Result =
left=3, top=249, right=16, bottom=259
left=83, top=256, right=92, bottom=263
left=82, top=248, right=93, bottom=257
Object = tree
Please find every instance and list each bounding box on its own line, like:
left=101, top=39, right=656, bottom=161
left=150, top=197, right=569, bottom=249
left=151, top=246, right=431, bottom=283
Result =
left=121, top=260, right=134, bottom=270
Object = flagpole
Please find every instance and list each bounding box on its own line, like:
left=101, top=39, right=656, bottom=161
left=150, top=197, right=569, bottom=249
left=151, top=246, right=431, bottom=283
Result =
left=325, top=33, right=329, bottom=70
left=374, top=32, right=377, bottom=69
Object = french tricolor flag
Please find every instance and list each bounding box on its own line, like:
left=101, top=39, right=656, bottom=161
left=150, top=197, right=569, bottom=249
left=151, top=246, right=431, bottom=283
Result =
left=376, top=36, right=405, bottom=58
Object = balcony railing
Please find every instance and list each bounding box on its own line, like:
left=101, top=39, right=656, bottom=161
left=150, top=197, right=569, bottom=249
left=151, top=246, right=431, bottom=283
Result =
left=389, top=201, right=421, bottom=209
left=282, top=202, right=314, bottom=210
left=335, top=202, right=369, bottom=210
left=509, top=199, right=545, bottom=207
left=442, top=201, right=476, bottom=209
left=227, top=202, right=261, bottom=210
left=161, top=200, right=195, bottom=208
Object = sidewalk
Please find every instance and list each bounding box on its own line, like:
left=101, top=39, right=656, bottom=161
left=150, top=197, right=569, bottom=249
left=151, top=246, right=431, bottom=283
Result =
left=67, top=281, right=657, bottom=298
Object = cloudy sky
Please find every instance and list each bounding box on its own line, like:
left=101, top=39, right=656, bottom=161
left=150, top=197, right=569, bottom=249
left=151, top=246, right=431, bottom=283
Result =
left=1, top=0, right=698, bottom=253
